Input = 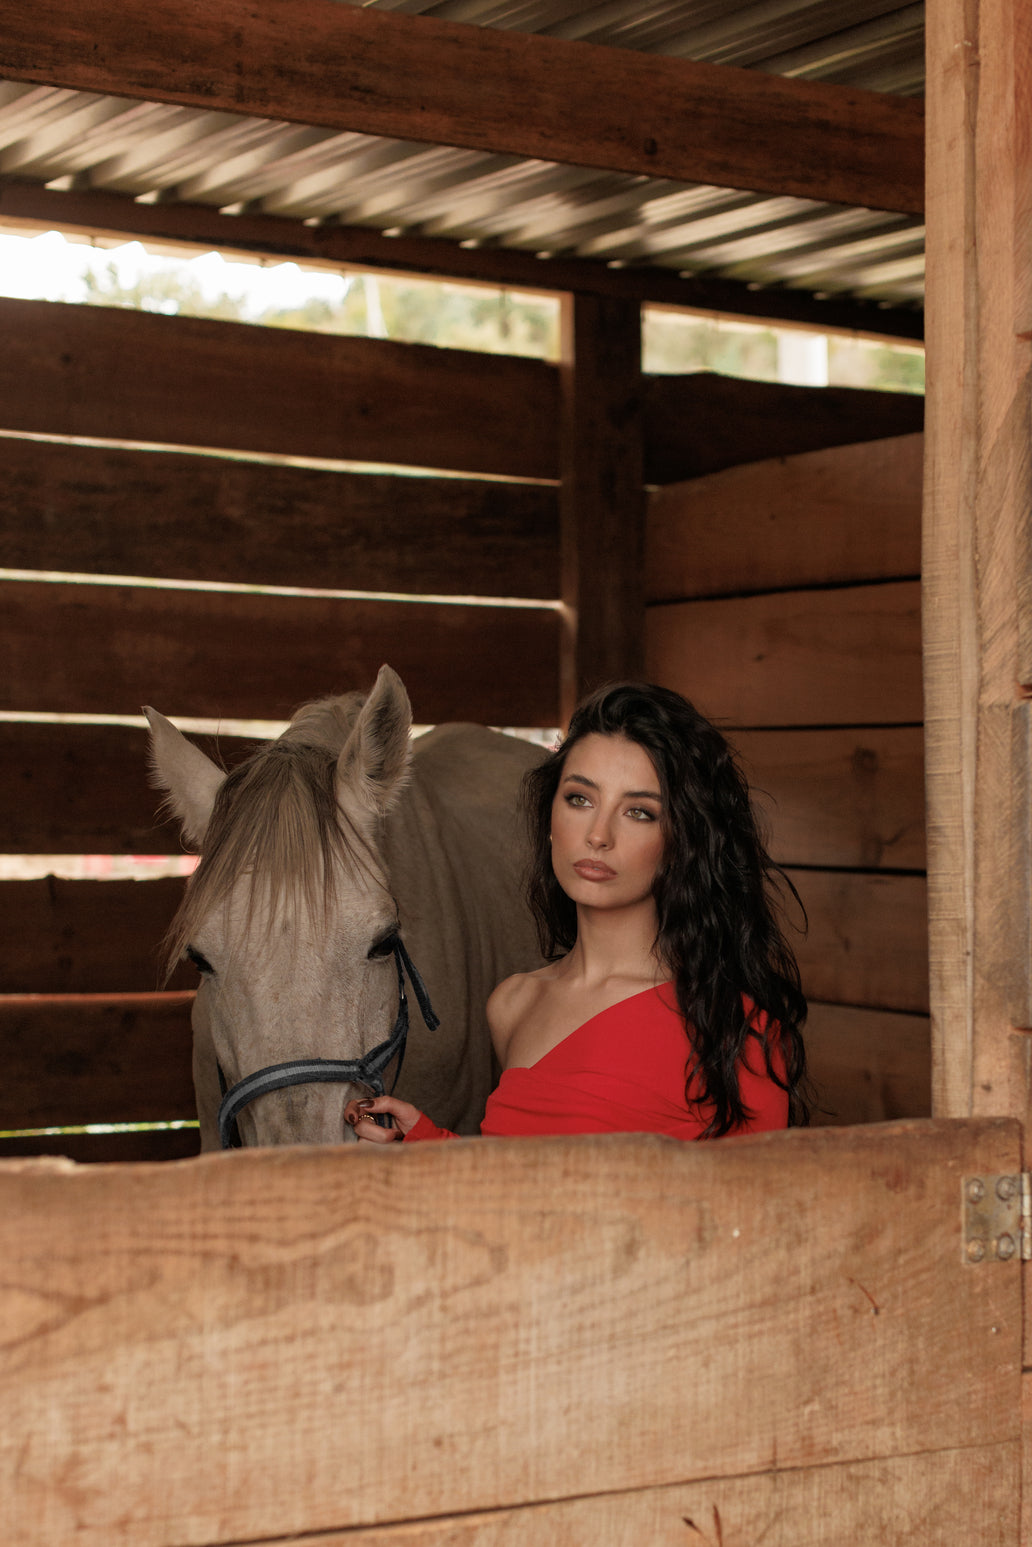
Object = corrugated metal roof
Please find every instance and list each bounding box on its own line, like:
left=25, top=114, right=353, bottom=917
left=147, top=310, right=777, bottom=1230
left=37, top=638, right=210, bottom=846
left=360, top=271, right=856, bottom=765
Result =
left=0, top=1, right=926, bottom=310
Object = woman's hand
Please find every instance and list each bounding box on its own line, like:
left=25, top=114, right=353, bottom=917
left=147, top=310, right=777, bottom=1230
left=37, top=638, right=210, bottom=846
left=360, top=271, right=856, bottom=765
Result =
left=344, top=1095, right=423, bottom=1143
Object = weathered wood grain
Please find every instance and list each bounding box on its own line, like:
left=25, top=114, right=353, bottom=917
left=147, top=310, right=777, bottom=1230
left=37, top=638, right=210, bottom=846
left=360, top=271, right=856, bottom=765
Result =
left=0, top=0, right=925, bottom=212
left=0, top=878, right=192, bottom=994
left=805, top=1001, right=931, bottom=1127
left=647, top=434, right=923, bottom=603
left=733, top=726, right=926, bottom=870
left=559, top=293, right=644, bottom=719
left=0, top=181, right=927, bottom=339
left=0, top=1120, right=1020, bottom=1544
left=0, top=297, right=558, bottom=479
left=788, top=869, right=929, bottom=1015
left=646, top=582, right=923, bottom=728
left=643, top=374, right=923, bottom=485
left=0, top=579, right=561, bottom=727
left=0, top=993, right=195, bottom=1128
left=0, top=436, right=559, bottom=599
left=923, top=0, right=1032, bottom=1124
left=216, top=1444, right=1018, bottom=1546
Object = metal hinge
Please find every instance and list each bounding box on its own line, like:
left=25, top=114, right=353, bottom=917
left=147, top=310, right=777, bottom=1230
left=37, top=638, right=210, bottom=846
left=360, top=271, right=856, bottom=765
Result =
left=962, top=1172, right=1031, bottom=1264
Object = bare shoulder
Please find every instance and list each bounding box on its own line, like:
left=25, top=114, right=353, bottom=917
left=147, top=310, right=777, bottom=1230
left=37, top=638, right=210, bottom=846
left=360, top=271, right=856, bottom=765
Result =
left=487, top=966, right=554, bottom=1062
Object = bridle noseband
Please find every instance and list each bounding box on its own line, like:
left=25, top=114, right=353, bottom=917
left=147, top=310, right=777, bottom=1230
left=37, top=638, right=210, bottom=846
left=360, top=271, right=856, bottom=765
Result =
left=216, top=935, right=440, bottom=1149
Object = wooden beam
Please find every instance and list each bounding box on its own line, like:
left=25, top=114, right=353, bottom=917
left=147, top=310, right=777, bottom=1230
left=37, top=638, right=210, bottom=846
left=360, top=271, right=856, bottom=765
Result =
left=0, top=993, right=195, bottom=1127
left=787, top=869, right=929, bottom=1015
left=559, top=293, right=644, bottom=721
left=83, top=1447, right=1011, bottom=1545
left=0, top=877, right=192, bottom=994
left=644, top=373, right=924, bottom=484
left=923, top=0, right=1032, bottom=1121
left=0, top=579, right=561, bottom=727
left=0, top=1, right=925, bottom=214
left=0, top=1122, right=1020, bottom=1542
left=0, top=297, right=558, bottom=480
left=731, top=726, right=926, bottom=871
left=646, top=581, right=923, bottom=728
left=0, top=183, right=926, bottom=341
left=647, top=434, right=923, bottom=603
left=0, top=722, right=231, bottom=855
left=0, top=436, right=559, bottom=599
left=805, top=1002, right=931, bottom=1127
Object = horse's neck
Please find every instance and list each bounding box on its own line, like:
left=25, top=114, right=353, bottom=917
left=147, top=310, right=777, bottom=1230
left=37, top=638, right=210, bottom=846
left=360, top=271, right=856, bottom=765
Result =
left=381, top=725, right=540, bottom=962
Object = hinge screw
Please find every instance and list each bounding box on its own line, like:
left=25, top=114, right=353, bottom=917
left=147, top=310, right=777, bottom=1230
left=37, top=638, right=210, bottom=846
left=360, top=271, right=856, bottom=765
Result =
left=995, top=1175, right=1018, bottom=1202
left=966, top=1239, right=986, bottom=1263
left=997, top=1234, right=1017, bottom=1261
left=966, top=1179, right=985, bottom=1203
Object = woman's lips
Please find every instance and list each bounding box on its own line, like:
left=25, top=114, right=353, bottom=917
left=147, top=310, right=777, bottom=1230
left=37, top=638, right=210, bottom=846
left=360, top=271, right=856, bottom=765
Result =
left=573, top=859, right=616, bottom=881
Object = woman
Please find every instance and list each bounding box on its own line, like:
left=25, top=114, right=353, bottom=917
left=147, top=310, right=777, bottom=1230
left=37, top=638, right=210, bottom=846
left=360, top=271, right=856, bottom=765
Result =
left=348, top=681, right=809, bottom=1144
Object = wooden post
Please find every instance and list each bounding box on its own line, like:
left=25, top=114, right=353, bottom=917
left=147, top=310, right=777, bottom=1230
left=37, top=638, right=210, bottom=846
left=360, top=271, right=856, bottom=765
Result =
left=923, top=0, right=1032, bottom=1124
left=559, top=292, right=645, bottom=724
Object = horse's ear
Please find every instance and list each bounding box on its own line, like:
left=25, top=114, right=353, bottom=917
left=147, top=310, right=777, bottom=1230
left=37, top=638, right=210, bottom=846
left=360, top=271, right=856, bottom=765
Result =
left=144, top=706, right=226, bottom=849
left=336, top=665, right=413, bottom=817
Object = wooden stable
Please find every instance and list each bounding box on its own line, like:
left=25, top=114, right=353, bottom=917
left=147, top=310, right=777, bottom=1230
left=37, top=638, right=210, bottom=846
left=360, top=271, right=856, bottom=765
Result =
left=0, top=0, right=1030, bottom=1541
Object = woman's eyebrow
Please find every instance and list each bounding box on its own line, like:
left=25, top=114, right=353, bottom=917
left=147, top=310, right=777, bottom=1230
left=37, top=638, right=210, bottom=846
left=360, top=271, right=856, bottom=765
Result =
left=562, top=772, right=662, bottom=801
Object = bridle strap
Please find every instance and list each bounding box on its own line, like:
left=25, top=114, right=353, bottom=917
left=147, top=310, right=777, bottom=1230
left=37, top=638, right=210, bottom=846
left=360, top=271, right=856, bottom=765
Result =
left=217, top=935, right=440, bottom=1150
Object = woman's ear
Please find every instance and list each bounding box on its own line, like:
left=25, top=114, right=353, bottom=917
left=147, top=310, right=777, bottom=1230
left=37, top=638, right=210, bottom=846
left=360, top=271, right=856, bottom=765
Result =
left=144, top=706, right=226, bottom=849
left=335, top=665, right=413, bottom=818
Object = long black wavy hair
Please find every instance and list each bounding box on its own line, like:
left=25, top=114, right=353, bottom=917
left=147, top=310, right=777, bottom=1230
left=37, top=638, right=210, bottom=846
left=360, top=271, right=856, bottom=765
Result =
left=523, top=682, right=810, bottom=1133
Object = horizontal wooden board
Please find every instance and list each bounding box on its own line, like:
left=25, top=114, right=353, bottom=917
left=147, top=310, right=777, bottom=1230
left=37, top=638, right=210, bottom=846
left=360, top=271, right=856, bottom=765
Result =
left=647, top=582, right=923, bottom=728
left=0, top=1119, right=1020, bottom=1544
left=647, top=433, right=923, bottom=602
left=226, top=1444, right=1017, bottom=1546
left=0, top=436, right=559, bottom=598
left=805, top=1002, right=931, bottom=1127
left=788, top=869, right=929, bottom=1015
left=0, top=297, right=558, bottom=479
left=0, top=878, right=192, bottom=994
left=0, top=1127, right=200, bottom=1164
left=0, top=721, right=200, bottom=855
left=0, top=993, right=195, bottom=1128
left=0, top=579, right=561, bottom=726
left=643, top=374, right=924, bottom=485
left=732, top=726, right=926, bottom=870
left=0, top=0, right=924, bottom=214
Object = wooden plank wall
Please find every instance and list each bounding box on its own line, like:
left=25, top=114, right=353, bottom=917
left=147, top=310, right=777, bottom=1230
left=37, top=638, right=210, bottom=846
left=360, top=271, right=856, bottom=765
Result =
left=0, top=1118, right=1022, bottom=1546
left=0, top=291, right=925, bottom=1156
left=0, top=295, right=563, bottom=1162
left=646, top=431, right=930, bottom=1127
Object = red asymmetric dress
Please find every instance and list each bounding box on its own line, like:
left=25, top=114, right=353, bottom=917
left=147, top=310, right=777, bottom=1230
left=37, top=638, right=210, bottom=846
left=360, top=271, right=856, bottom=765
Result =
left=403, top=982, right=788, bottom=1142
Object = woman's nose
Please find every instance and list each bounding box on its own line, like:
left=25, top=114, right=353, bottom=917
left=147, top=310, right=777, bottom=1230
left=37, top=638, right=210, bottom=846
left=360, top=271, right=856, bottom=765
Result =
left=586, top=817, right=612, bottom=848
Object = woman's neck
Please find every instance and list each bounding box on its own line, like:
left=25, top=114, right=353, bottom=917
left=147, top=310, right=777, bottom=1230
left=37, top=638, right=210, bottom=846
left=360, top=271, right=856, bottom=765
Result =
left=563, top=899, right=668, bottom=989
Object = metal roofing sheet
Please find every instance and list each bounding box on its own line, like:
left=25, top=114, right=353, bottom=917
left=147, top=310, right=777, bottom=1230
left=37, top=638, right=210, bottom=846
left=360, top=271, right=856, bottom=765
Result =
left=0, top=1, right=926, bottom=310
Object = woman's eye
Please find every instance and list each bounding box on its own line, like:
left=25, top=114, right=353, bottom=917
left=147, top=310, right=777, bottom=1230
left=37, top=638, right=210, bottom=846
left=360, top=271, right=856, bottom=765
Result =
left=367, top=932, right=398, bottom=960
left=564, top=792, right=590, bottom=807
left=186, top=945, right=215, bottom=974
left=628, top=807, right=658, bottom=822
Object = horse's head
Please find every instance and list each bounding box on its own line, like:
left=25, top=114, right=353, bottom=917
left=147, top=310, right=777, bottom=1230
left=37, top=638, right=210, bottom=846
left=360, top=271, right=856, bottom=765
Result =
left=146, top=665, right=415, bottom=1148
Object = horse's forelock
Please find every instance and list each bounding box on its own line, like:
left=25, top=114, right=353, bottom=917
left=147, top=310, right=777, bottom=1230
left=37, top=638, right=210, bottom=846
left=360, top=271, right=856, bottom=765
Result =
left=161, top=726, right=384, bottom=981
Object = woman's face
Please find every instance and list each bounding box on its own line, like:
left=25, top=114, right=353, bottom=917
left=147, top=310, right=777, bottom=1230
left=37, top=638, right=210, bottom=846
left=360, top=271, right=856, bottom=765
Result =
left=550, top=733, right=666, bottom=911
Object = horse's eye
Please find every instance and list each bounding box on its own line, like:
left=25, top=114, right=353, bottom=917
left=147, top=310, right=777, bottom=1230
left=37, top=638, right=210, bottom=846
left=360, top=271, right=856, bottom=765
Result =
left=186, top=945, right=215, bottom=975
left=367, top=932, right=397, bottom=960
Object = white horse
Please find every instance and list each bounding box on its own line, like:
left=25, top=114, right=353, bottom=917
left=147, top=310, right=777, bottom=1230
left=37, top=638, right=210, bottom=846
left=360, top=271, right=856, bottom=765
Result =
left=146, top=666, right=545, bottom=1149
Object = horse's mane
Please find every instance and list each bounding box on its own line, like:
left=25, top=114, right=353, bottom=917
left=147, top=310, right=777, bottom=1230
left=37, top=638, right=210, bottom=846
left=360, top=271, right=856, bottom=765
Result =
left=162, top=695, right=385, bottom=979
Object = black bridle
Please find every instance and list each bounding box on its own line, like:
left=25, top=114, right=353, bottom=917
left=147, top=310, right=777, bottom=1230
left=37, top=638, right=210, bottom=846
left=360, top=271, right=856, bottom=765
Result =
left=216, top=935, right=440, bottom=1149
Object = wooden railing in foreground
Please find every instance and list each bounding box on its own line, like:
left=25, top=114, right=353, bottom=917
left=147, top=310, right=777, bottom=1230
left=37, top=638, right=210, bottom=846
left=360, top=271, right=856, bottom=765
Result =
left=0, top=1120, right=1018, bottom=1545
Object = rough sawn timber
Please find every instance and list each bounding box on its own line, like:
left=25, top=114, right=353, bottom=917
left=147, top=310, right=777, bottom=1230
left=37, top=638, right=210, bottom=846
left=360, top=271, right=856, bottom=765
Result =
left=0, top=0, right=925, bottom=213
left=0, top=1119, right=1020, bottom=1545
